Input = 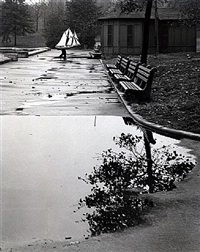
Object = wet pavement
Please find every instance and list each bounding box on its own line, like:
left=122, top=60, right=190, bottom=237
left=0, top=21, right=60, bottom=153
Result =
left=1, top=116, right=136, bottom=247
left=0, top=49, right=128, bottom=116
left=1, top=49, right=200, bottom=252
left=1, top=116, right=197, bottom=251
left=0, top=49, right=130, bottom=249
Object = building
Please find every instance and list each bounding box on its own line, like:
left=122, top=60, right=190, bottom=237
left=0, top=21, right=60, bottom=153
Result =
left=0, top=0, right=2, bottom=34
left=99, top=8, right=196, bottom=56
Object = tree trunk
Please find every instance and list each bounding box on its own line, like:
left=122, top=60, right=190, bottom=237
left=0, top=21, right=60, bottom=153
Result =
left=140, top=0, right=153, bottom=64
left=36, top=18, right=39, bottom=32
left=143, top=129, right=155, bottom=193
left=14, top=29, right=17, bottom=46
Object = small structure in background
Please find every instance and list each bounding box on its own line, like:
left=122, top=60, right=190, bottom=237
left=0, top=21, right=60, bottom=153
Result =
left=89, top=36, right=102, bottom=59
left=99, top=7, right=196, bottom=56
left=55, top=28, right=81, bottom=60
left=94, top=41, right=101, bottom=53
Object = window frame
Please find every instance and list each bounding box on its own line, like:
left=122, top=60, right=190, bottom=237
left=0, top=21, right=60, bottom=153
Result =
left=127, top=25, right=133, bottom=47
left=107, top=25, right=114, bottom=47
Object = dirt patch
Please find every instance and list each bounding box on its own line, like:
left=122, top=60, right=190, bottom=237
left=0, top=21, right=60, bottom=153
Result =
left=131, top=52, right=200, bottom=134
left=104, top=52, right=200, bottom=134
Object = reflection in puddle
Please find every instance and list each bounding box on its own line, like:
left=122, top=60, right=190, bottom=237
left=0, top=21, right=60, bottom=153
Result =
left=0, top=116, right=195, bottom=247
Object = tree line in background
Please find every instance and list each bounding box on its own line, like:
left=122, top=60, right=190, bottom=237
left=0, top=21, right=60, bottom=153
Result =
left=0, top=0, right=200, bottom=47
left=0, top=0, right=118, bottom=47
left=0, top=0, right=34, bottom=45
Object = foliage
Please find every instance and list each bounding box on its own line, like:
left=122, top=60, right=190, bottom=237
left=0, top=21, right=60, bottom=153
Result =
left=118, top=0, right=146, bottom=12
left=1, top=0, right=34, bottom=45
left=43, top=0, right=67, bottom=48
left=66, top=0, right=100, bottom=48
left=118, top=0, right=168, bottom=13
left=167, top=0, right=200, bottom=24
left=96, top=0, right=121, bottom=16
left=78, top=133, right=195, bottom=236
left=28, top=0, right=47, bottom=32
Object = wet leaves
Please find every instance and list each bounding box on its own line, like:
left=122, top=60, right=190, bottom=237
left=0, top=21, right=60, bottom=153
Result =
left=65, top=237, right=72, bottom=240
left=130, top=53, right=200, bottom=133
left=16, top=107, right=23, bottom=111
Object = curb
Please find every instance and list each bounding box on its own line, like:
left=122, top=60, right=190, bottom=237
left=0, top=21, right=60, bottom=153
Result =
left=100, top=59, right=200, bottom=141
left=28, top=47, right=50, bottom=56
left=0, top=57, right=11, bottom=64
left=0, top=47, right=50, bottom=64
left=0, top=52, right=11, bottom=64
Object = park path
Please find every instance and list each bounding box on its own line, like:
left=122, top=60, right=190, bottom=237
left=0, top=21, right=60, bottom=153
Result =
left=0, top=49, right=128, bottom=116
left=1, top=49, right=200, bottom=252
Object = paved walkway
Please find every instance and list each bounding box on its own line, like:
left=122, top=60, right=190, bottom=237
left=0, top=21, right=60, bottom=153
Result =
left=0, top=49, right=128, bottom=116
left=4, top=138, right=200, bottom=252
left=1, top=49, right=200, bottom=252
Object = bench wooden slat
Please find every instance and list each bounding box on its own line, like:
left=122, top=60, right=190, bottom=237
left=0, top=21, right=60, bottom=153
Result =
left=118, top=64, right=155, bottom=100
left=120, top=81, right=142, bottom=91
left=106, top=55, right=122, bottom=69
left=109, top=69, right=123, bottom=75
left=138, top=69, right=150, bottom=78
left=126, top=62, right=138, bottom=77
left=139, top=65, right=151, bottom=73
left=112, top=61, right=139, bottom=83
left=114, top=74, right=131, bottom=81
left=107, top=56, right=155, bottom=100
left=136, top=72, right=148, bottom=82
left=120, top=59, right=129, bottom=69
left=106, top=64, right=117, bottom=69
left=108, top=57, right=129, bottom=76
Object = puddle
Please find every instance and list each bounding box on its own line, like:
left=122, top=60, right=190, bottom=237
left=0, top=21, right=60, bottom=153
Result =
left=16, top=96, right=65, bottom=110
left=16, top=89, right=115, bottom=111
left=0, top=116, right=195, bottom=248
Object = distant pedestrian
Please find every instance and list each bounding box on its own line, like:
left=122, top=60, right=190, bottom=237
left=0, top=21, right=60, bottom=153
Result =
left=59, top=49, right=66, bottom=60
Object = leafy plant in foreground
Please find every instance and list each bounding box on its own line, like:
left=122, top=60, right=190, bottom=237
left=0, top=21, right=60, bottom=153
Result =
left=78, top=133, right=195, bottom=236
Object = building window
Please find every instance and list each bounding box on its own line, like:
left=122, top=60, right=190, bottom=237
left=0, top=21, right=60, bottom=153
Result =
left=127, top=25, right=133, bottom=46
left=161, top=25, right=168, bottom=47
left=108, top=25, right=113, bottom=46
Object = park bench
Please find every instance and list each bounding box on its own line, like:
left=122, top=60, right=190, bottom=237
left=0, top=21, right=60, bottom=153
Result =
left=112, top=61, right=140, bottom=83
left=106, top=55, right=122, bottom=69
left=118, top=64, right=155, bottom=101
left=109, top=57, right=129, bottom=77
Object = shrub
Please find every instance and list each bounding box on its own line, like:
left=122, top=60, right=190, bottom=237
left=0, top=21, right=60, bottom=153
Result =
left=78, top=133, right=195, bottom=236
